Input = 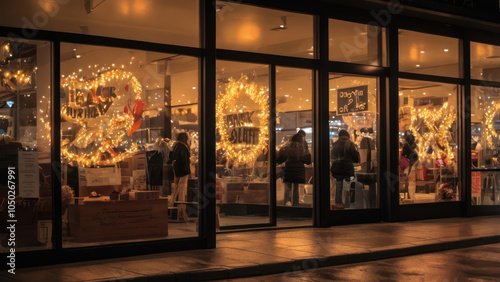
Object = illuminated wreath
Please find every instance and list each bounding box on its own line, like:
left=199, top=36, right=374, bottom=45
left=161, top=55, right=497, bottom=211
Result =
left=483, top=101, right=500, bottom=148
left=60, top=69, right=144, bottom=166
left=216, top=75, right=269, bottom=164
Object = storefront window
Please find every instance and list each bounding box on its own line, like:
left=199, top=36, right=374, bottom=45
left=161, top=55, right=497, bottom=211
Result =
left=60, top=43, right=199, bottom=247
left=398, top=79, right=460, bottom=204
left=0, top=38, right=53, bottom=251
left=216, top=60, right=270, bottom=228
left=399, top=30, right=460, bottom=78
left=216, top=3, right=314, bottom=58
left=329, top=74, right=379, bottom=210
left=329, top=19, right=386, bottom=66
left=276, top=67, right=313, bottom=224
left=471, top=86, right=500, bottom=205
left=0, top=0, right=199, bottom=47
left=471, top=42, right=500, bottom=82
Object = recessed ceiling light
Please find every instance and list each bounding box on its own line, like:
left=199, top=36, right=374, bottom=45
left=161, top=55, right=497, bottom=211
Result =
left=284, top=95, right=289, bottom=97
left=192, top=87, right=196, bottom=90
left=416, top=64, right=420, bottom=67
left=448, top=93, right=451, bottom=95
left=423, top=92, right=426, bottom=95
left=444, top=49, right=449, bottom=52
left=420, top=51, right=425, bottom=54
left=298, top=88, right=302, bottom=91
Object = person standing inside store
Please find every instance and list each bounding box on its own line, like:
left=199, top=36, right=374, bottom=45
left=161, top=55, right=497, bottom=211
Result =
left=297, top=129, right=309, bottom=152
left=402, top=130, right=418, bottom=174
left=331, top=129, right=360, bottom=208
left=172, top=132, right=191, bottom=203
left=277, top=133, right=311, bottom=206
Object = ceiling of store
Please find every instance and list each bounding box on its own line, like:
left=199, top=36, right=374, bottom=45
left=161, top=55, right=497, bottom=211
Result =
left=1, top=1, right=499, bottom=111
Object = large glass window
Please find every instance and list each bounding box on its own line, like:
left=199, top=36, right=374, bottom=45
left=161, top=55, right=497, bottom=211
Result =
left=398, top=79, right=460, bottom=204
left=276, top=66, right=313, bottom=226
left=471, top=86, right=500, bottom=205
left=329, top=19, right=386, bottom=66
left=0, top=38, right=53, bottom=251
left=60, top=43, right=199, bottom=247
left=471, top=42, right=500, bottom=82
left=0, top=0, right=199, bottom=47
left=329, top=74, right=379, bottom=210
left=399, top=30, right=460, bottom=78
left=216, top=60, right=270, bottom=228
left=216, top=3, right=314, bottom=58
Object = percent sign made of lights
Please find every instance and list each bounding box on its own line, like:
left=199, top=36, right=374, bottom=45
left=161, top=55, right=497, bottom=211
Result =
left=483, top=100, right=500, bottom=149
left=61, top=69, right=158, bottom=167
left=216, top=75, right=269, bottom=164
left=406, top=102, right=456, bottom=160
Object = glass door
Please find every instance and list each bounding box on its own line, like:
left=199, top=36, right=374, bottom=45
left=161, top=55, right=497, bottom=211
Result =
left=275, top=66, right=314, bottom=227
left=216, top=60, right=271, bottom=229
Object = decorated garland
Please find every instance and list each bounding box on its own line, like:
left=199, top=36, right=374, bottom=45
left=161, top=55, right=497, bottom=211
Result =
left=216, top=75, right=269, bottom=164
left=61, top=69, right=156, bottom=166
left=483, top=100, right=500, bottom=149
left=406, top=102, right=456, bottom=160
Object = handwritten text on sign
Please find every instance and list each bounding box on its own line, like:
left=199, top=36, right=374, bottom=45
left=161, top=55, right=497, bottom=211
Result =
left=337, top=85, right=368, bottom=114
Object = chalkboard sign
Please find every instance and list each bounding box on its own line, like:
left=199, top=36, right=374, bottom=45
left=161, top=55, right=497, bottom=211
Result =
left=337, top=85, right=368, bottom=114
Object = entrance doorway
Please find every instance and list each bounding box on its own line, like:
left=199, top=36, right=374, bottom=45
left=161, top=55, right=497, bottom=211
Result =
left=215, top=62, right=314, bottom=230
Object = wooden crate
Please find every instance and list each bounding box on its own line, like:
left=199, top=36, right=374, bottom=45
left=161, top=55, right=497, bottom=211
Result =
left=67, top=199, right=168, bottom=242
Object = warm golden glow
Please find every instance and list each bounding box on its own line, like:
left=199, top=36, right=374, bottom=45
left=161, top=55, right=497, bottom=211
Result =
left=406, top=102, right=456, bottom=160
left=39, top=0, right=57, bottom=13
left=483, top=101, right=500, bottom=149
left=133, top=0, right=150, bottom=16
left=237, top=23, right=261, bottom=44
left=409, top=44, right=419, bottom=61
left=216, top=75, right=269, bottom=164
left=60, top=69, right=142, bottom=166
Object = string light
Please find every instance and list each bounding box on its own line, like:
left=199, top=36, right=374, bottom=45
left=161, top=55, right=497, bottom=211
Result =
left=407, top=102, right=456, bottom=160
left=216, top=75, right=269, bottom=164
left=483, top=100, right=500, bottom=148
left=60, top=69, right=142, bottom=166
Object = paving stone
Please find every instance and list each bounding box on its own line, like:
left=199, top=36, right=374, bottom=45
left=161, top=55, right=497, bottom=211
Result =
left=8, top=216, right=500, bottom=281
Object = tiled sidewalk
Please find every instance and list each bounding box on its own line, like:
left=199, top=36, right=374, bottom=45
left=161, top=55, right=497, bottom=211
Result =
left=2, top=216, right=500, bottom=282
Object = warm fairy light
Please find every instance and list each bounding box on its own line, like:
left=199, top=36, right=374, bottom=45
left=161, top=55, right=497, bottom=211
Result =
left=483, top=101, right=500, bottom=148
left=216, top=75, right=269, bottom=164
left=1, top=69, right=34, bottom=88
left=60, top=69, right=143, bottom=166
left=406, top=102, right=456, bottom=160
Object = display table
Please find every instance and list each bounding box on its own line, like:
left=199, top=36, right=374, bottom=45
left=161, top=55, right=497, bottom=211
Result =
left=67, top=198, right=169, bottom=242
